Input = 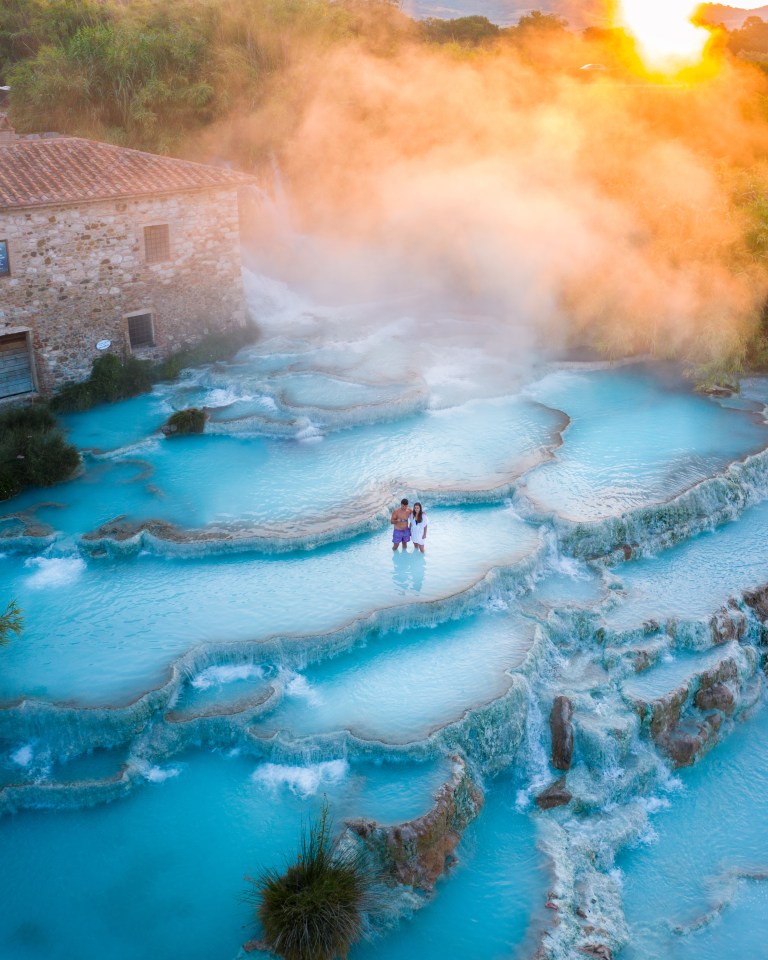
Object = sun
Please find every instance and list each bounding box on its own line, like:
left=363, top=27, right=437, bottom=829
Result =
left=615, top=0, right=768, bottom=71
left=615, top=0, right=711, bottom=70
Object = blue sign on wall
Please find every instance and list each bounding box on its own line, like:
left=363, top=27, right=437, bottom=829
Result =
left=0, top=241, right=9, bottom=277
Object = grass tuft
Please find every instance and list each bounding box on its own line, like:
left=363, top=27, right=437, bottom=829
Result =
left=246, top=800, right=374, bottom=960
left=0, top=600, right=23, bottom=645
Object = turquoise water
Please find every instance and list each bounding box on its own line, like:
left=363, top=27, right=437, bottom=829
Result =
left=620, top=700, right=768, bottom=960
left=4, top=271, right=768, bottom=958
left=358, top=773, right=548, bottom=960
left=254, top=613, right=536, bottom=743
left=603, top=497, right=768, bottom=633
left=0, top=504, right=539, bottom=705
left=4, top=394, right=562, bottom=541
left=521, top=366, right=767, bottom=521
left=0, top=751, right=455, bottom=960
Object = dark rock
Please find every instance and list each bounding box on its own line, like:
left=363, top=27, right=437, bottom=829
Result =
left=638, top=685, right=689, bottom=740
left=632, top=650, right=653, bottom=673
left=698, top=383, right=736, bottom=397
left=243, top=939, right=268, bottom=953
left=347, top=757, right=483, bottom=891
left=550, top=695, right=574, bottom=771
left=535, top=776, right=572, bottom=810
left=694, top=682, right=736, bottom=715
left=710, top=606, right=747, bottom=644
left=744, top=584, right=768, bottom=621
left=579, top=945, right=613, bottom=960
left=657, top=713, right=723, bottom=768
left=698, top=657, right=738, bottom=692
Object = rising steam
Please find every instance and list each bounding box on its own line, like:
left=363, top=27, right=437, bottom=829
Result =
left=204, top=11, right=768, bottom=369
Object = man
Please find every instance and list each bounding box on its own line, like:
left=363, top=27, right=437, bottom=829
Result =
left=390, top=498, right=412, bottom=551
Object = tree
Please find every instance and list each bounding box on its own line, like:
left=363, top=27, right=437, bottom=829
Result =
left=420, top=15, right=500, bottom=46
left=0, top=600, right=23, bottom=644
left=728, top=15, right=768, bottom=57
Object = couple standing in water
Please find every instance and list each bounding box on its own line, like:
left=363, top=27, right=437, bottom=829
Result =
left=390, top=498, right=428, bottom=553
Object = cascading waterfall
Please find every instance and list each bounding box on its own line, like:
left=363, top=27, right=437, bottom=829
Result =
left=2, top=252, right=768, bottom=960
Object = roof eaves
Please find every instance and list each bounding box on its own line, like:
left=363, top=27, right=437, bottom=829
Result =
left=0, top=179, right=255, bottom=213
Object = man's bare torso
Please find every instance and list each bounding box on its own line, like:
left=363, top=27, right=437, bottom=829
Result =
left=392, top=506, right=411, bottom=530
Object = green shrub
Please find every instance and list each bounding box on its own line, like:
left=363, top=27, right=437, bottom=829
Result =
left=51, top=327, right=258, bottom=413
left=0, top=403, right=80, bottom=500
left=246, top=801, right=373, bottom=960
left=50, top=353, right=154, bottom=412
left=164, top=407, right=207, bottom=435
left=0, top=600, right=23, bottom=645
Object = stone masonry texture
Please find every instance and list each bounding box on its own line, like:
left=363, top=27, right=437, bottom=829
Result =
left=0, top=187, right=247, bottom=394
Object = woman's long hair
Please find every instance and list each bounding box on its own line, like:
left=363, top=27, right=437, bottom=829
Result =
left=412, top=502, right=423, bottom=524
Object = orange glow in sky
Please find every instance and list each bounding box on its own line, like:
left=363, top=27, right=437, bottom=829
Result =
left=615, top=0, right=768, bottom=70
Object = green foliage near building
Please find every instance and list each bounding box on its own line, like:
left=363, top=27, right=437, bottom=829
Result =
left=246, top=801, right=374, bottom=960
left=50, top=353, right=155, bottom=412
left=0, top=404, right=80, bottom=500
left=0, top=599, right=23, bottom=645
left=50, top=325, right=259, bottom=413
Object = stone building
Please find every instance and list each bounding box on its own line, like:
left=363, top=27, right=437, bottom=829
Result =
left=0, top=117, right=254, bottom=399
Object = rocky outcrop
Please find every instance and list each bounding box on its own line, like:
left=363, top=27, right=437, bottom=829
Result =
left=550, top=696, right=574, bottom=771
left=536, top=777, right=572, bottom=810
left=694, top=681, right=736, bottom=714
left=656, top=713, right=723, bottom=767
left=744, top=584, right=768, bottom=621
left=710, top=604, right=747, bottom=645
left=632, top=652, right=755, bottom=768
left=579, top=945, right=613, bottom=960
left=637, top=685, right=689, bottom=741
left=346, top=757, right=483, bottom=891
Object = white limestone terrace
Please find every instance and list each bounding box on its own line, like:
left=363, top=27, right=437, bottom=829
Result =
left=0, top=504, right=544, bottom=706
left=4, top=260, right=768, bottom=960
left=518, top=364, right=768, bottom=523
left=600, top=496, right=768, bottom=637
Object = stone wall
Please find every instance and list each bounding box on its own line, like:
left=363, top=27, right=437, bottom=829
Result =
left=0, top=187, right=247, bottom=393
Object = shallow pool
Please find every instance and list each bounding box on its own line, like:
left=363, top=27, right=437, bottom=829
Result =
left=3, top=275, right=768, bottom=959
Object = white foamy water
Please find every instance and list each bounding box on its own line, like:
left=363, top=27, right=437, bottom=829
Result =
left=251, top=759, right=349, bottom=797
left=138, top=762, right=183, bottom=783
left=24, top=556, right=86, bottom=589
left=10, top=744, right=33, bottom=767
left=202, top=387, right=256, bottom=408
left=191, top=664, right=264, bottom=690
left=283, top=672, right=323, bottom=707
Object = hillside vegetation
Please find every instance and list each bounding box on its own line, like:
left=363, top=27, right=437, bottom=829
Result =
left=6, top=1, right=768, bottom=379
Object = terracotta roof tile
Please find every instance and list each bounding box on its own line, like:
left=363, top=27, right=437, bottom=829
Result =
left=0, top=136, right=253, bottom=210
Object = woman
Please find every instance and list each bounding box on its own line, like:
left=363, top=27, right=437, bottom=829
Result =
left=409, top=502, right=428, bottom=554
